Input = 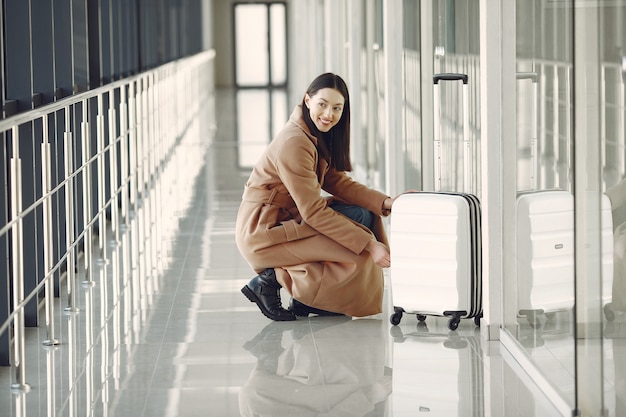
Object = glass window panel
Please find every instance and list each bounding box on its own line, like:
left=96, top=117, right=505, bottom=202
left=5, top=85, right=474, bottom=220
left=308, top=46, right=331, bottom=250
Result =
left=270, top=4, right=287, bottom=85
left=235, top=5, right=269, bottom=86
left=237, top=89, right=271, bottom=168
left=271, top=89, right=288, bottom=138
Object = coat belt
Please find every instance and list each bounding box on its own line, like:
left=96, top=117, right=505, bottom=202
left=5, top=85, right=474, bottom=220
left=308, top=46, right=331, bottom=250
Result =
left=242, top=186, right=296, bottom=210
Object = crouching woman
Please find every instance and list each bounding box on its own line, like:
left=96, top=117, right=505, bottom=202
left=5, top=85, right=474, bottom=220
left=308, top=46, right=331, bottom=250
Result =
left=236, top=72, right=397, bottom=321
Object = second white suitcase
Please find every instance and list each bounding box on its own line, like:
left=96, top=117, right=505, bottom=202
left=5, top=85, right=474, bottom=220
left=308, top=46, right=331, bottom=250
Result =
left=516, top=190, right=575, bottom=325
left=516, top=190, right=614, bottom=326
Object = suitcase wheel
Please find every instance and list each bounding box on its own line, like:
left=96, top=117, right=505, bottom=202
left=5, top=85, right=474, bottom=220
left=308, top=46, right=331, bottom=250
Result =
left=390, top=307, right=404, bottom=326
left=526, top=312, right=545, bottom=329
left=604, top=303, right=616, bottom=322
left=416, top=314, right=427, bottom=322
left=447, top=317, right=460, bottom=331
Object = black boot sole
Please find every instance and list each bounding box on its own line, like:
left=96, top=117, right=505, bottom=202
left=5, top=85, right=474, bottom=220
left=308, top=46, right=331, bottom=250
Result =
left=289, top=301, right=344, bottom=317
left=241, top=285, right=296, bottom=321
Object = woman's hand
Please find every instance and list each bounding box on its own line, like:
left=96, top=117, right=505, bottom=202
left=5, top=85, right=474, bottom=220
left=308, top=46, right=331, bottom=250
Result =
left=381, top=197, right=393, bottom=216
left=366, top=240, right=391, bottom=268
left=382, top=190, right=419, bottom=216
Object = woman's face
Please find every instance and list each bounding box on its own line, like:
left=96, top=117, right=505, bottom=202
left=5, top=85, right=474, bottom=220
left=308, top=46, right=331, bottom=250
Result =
left=304, top=88, right=345, bottom=133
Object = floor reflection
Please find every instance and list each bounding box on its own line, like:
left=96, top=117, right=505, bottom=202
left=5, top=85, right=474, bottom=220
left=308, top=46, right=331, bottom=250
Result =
left=240, top=318, right=391, bottom=417
left=390, top=325, right=484, bottom=416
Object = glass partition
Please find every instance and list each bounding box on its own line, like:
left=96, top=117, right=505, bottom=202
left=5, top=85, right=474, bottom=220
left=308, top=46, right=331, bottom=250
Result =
left=507, top=1, right=626, bottom=415
left=596, top=3, right=626, bottom=416
left=507, top=0, right=577, bottom=409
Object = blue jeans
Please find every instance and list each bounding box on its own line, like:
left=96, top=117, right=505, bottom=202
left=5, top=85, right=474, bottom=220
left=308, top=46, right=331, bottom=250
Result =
left=329, top=201, right=374, bottom=230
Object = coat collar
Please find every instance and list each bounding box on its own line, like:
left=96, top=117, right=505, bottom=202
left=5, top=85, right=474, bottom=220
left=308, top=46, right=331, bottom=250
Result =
left=289, top=105, right=318, bottom=145
left=288, top=105, right=329, bottom=179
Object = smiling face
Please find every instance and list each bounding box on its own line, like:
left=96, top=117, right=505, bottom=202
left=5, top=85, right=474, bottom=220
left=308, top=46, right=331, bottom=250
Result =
left=304, top=88, right=345, bottom=133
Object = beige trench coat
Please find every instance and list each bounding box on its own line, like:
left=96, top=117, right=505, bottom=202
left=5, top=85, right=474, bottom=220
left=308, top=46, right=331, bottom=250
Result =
left=235, top=105, right=390, bottom=317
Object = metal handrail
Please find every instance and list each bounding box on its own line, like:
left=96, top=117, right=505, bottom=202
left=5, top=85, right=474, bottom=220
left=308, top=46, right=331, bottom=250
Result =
left=0, top=49, right=215, bottom=393
left=0, top=51, right=213, bottom=135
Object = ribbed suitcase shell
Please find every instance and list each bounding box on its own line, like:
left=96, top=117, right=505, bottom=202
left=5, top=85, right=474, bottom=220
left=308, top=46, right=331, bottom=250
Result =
left=516, top=191, right=614, bottom=325
left=390, top=192, right=482, bottom=330
left=516, top=190, right=575, bottom=318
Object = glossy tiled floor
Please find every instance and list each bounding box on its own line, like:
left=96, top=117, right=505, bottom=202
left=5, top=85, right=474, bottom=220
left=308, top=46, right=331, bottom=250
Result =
left=0, top=89, right=586, bottom=417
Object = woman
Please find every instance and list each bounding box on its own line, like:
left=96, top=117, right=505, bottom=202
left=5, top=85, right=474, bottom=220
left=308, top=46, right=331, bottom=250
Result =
left=236, top=73, right=398, bottom=321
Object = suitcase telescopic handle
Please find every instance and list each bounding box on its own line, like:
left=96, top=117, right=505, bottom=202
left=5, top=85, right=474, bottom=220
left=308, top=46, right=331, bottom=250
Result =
left=516, top=72, right=538, bottom=82
left=433, top=73, right=470, bottom=193
left=516, top=72, right=539, bottom=190
left=433, top=73, right=469, bottom=84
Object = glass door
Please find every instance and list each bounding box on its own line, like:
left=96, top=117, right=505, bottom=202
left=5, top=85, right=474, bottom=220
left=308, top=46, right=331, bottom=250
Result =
left=233, top=2, right=286, bottom=88
left=233, top=2, right=288, bottom=168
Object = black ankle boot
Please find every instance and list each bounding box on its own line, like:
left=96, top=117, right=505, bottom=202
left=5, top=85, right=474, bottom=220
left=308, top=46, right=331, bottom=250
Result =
left=288, top=298, right=344, bottom=317
left=241, top=269, right=296, bottom=321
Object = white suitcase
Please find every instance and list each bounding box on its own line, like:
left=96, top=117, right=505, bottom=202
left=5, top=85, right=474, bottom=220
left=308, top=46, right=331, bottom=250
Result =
left=516, top=189, right=575, bottom=326
left=389, top=73, right=482, bottom=331
left=516, top=191, right=614, bottom=325
left=515, top=73, right=614, bottom=326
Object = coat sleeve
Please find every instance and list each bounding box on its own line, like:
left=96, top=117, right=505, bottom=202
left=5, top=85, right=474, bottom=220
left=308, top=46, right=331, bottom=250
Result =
left=274, top=136, right=374, bottom=255
left=322, top=168, right=389, bottom=215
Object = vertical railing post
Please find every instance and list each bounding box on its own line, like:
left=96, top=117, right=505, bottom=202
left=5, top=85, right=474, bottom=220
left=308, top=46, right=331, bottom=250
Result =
left=81, top=99, right=95, bottom=286
left=64, top=106, right=79, bottom=314
left=169, top=68, right=179, bottom=242
left=44, top=347, right=57, bottom=416
left=83, top=273, right=94, bottom=414
left=127, top=80, right=142, bottom=316
left=40, top=113, right=59, bottom=416
left=136, top=77, right=147, bottom=300
left=119, top=86, right=130, bottom=228
left=41, top=115, right=59, bottom=347
left=146, top=74, right=157, bottom=282
left=9, top=125, right=29, bottom=393
left=108, top=89, right=119, bottom=243
left=128, top=81, right=138, bottom=216
left=138, top=76, right=149, bottom=303
left=136, top=78, right=145, bottom=203
left=96, top=94, right=108, bottom=264
left=105, top=91, right=119, bottom=410
left=128, top=81, right=140, bottom=281
left=98, top=235, right=110, bottom=415
left=153, top=71, right=164, bottom=270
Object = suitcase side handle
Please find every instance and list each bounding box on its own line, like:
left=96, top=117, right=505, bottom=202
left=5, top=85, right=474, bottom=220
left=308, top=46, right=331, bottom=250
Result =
left=433, top=73, right=469, bottom=84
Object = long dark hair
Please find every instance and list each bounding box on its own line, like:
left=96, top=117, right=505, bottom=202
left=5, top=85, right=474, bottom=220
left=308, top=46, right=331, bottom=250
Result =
left=301, top=73, right=352, bottom=172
